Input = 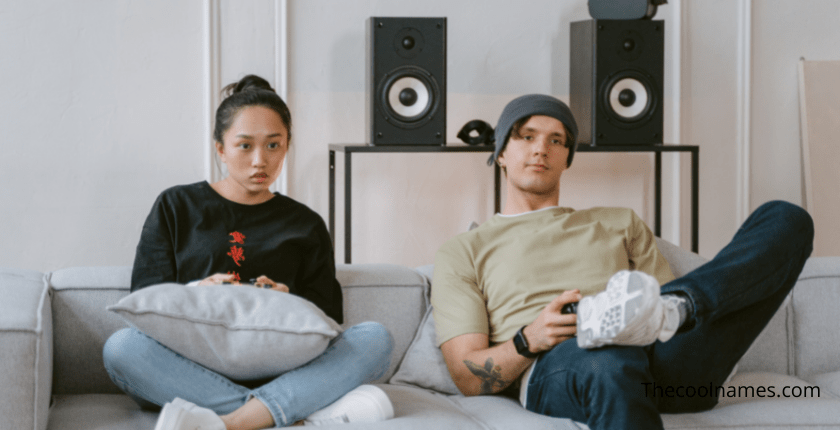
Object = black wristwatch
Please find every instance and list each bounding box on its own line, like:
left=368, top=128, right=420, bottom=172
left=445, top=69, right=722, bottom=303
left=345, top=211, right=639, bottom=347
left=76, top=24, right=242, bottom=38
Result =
left=513, top=325, right=540, bottom=358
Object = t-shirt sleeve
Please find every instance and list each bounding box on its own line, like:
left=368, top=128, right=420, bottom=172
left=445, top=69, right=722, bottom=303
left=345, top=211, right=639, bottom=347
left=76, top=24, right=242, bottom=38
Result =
left=626, top=209, right=675, bottom=286
left=295, top=218, right=343, bottom=324
left=131, top=193, right=177, bottom=292
left=431, top=238, right=489, bottom=347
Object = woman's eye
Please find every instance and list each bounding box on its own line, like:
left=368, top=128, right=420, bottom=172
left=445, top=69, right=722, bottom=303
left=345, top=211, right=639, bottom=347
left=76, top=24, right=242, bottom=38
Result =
left=268, top=142, right=279, bottom=149
left=239, top=143, right=251, bottom=150
left=523, top=135, right=533, bottom=141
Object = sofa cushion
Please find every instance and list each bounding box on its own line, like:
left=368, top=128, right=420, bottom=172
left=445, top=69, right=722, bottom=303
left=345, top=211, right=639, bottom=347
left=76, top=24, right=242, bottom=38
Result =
left=107, top=283, right=342, bottom=380
left=48, top=266, right=134, bottom=395
left=389, top=306, right=461, bottom=395
left=337, top=264, right=428, bottom=382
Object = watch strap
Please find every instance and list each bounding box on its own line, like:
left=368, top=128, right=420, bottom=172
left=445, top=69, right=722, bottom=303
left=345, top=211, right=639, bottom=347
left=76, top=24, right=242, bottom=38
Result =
left=514, top=325, right=540, bottom=358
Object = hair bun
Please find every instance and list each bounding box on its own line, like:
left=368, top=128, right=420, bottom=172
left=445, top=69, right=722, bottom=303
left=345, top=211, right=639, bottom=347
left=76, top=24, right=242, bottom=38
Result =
left=222, top=74, right=275, bottom=98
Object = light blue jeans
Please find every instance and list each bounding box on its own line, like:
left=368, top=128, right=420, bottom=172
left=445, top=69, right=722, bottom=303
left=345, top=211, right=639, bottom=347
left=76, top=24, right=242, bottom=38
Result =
left=103, top=321, right=394, bottom=427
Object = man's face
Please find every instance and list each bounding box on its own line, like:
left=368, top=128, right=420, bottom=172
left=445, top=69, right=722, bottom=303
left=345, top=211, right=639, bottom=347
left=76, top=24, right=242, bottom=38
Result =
left=497, top=115, right=570, bottom=198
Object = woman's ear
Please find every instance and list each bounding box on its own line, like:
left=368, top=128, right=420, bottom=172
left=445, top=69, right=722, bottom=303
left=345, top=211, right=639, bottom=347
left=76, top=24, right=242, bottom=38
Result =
left=215, top=141, right=226, bottom=163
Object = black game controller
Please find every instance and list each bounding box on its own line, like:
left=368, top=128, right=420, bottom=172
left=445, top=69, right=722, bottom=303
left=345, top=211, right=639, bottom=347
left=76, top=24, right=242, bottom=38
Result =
left=561, top=302, right=578, bottom=315
left=221, top=279, right=272, bottom=289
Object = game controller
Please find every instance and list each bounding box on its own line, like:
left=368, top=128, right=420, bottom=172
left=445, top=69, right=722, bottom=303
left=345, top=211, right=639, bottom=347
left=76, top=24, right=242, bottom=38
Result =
left=221, top=279, right=272, bottom=289
left=561, top=302, right=578, bottom=315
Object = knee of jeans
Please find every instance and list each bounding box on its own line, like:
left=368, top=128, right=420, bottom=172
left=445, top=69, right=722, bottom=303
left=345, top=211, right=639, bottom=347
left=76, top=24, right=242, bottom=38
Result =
left=346, top=321, right=394, bottom=365
left=573, top=347, right=651, bottom=388
left=760, top=201, right=814, bottom=242
left=102, top=327, right=144, bottom=376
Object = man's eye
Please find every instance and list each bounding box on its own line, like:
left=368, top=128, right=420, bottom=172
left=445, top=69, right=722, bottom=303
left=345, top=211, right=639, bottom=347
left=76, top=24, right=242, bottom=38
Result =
left=268, top=142, right=279, bottom=149
left=239, top=143, right=251, bottom=149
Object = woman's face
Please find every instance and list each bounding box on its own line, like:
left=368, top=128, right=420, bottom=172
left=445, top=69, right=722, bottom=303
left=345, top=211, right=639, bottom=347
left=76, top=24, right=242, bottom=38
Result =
left=217, top=106, right=289, bottom=199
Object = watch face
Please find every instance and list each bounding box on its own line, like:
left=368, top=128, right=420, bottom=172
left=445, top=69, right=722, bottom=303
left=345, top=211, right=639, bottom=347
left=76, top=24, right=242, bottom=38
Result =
left=515, top=327, right=535, bottom=357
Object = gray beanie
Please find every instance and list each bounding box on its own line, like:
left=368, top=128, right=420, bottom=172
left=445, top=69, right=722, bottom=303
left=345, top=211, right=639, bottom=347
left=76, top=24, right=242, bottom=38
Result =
left=487, top=94, right=579, bottom=167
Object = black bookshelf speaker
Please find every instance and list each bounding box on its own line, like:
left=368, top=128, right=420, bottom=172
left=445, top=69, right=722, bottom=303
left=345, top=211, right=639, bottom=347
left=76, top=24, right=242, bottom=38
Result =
left=366, top=17, right=446, bottom=145
left=570, top=19, right=664, bottom=145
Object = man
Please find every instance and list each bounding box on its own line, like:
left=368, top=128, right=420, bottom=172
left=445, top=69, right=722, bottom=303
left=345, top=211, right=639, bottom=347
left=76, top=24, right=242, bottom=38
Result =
left=431, top=94, right=814, bottom=429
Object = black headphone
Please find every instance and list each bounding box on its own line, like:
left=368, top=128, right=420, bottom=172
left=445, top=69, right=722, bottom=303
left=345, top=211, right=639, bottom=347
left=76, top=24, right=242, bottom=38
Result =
left=457, top=120, right=495, bottom=145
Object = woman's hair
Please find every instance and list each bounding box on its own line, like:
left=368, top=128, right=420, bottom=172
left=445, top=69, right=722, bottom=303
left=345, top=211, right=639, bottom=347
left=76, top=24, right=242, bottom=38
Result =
left=213, top=75, right=292, bottom=145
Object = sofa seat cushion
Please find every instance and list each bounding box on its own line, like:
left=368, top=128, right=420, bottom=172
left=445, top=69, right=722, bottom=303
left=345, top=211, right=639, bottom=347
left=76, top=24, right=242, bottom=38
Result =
left=451, top=394, right=587, bottom=429
left=47, top=394, right=158, bottom=430
left=662, top=372, right=840, bottom=429
left=46, top=385, right=491, bottom=430
left=807, top=370, right=840, bottom=398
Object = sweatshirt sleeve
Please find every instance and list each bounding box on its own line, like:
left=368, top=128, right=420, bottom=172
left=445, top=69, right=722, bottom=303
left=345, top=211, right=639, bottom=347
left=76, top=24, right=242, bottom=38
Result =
left=295, top=218, right=343, bottom=324
left=130, top=193, right=178, bottom=292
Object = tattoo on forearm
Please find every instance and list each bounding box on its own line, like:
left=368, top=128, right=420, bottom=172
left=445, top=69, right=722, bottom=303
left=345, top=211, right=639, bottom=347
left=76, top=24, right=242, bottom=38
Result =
left=463, top=357, right=509, bottom=394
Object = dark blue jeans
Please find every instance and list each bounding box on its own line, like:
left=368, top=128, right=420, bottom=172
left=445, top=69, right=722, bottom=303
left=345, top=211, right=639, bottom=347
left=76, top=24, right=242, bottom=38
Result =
left=524, top=201, right=814, bottom=430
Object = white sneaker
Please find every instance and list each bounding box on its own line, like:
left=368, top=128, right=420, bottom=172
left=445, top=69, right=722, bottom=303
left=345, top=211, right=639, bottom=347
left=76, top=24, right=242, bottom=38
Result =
left=304, top=385, right=394, bottom=426
left=154, top=398, right=226, bottom=430
left=577, top=270, right=680, bottom=349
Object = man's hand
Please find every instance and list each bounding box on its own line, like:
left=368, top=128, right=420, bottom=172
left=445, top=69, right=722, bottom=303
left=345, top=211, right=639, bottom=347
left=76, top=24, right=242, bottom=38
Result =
left=522, top=289, right=581, bottom=353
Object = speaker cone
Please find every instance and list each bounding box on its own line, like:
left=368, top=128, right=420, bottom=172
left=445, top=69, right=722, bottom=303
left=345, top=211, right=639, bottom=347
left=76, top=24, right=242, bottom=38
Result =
left=601, top=70, right=656, bottom=125
left=378, top=66, right=440, bottom=127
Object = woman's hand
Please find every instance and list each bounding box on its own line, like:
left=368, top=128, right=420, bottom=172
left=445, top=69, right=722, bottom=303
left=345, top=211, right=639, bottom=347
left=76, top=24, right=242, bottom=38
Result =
left=252, top=275, right=289, bottom=293
left=197, top=273, right=238, bottom=286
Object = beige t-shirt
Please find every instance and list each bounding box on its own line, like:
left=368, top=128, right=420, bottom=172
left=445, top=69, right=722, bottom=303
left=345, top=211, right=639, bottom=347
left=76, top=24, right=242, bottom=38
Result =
left=431, top=206, right=675, bottom=346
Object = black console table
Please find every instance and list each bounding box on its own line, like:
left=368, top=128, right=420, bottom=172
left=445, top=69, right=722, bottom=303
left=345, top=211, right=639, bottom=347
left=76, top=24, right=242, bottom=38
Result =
left=329, top=143, right=699, bottom=263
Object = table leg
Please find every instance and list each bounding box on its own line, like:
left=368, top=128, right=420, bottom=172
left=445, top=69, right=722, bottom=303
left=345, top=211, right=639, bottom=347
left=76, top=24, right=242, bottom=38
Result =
left=691, top=148, right=699, bottom=253
left=329, top=150, right=335, bottom=247
left=344, top=151, right=352, bottom=264
left=655, top=151, right=662, bottom=237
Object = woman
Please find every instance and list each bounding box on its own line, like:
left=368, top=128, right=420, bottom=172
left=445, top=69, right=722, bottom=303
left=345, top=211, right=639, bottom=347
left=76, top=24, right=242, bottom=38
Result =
left=103, top=75, right=395, bottom=430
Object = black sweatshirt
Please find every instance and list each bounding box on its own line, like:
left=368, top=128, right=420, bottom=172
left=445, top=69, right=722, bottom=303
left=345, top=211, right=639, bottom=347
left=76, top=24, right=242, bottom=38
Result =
left=130, top=181, right=343, bottom=323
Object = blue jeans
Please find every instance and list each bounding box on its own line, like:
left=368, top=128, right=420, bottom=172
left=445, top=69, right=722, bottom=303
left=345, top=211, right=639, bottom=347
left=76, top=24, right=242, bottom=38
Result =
left=525, top=201, right=814, bottom=430
left=103, top=321, right=393, bottom=427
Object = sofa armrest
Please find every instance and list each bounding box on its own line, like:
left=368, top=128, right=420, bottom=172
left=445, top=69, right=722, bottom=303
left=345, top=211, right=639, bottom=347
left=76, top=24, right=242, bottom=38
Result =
left=0, top=268, right=52, bottom=430
left=791, top=256, right=840, bottom=378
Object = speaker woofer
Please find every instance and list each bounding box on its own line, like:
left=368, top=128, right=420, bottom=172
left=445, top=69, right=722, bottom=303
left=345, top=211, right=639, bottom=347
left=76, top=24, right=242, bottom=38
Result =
left=600, top=70, right=656, bottom=126
left=377, top=66, right=440, bottom=127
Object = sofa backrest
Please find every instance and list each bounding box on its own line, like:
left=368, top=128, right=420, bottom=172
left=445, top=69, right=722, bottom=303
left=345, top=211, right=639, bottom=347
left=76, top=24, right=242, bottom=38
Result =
left=47, top=264, right=428, bottom=395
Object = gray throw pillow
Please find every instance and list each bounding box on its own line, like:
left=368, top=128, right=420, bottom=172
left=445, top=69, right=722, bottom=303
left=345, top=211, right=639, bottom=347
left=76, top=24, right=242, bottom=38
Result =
left=389, top=306, right=462, bottom=395
left=108, top=283, right=342, bottom=380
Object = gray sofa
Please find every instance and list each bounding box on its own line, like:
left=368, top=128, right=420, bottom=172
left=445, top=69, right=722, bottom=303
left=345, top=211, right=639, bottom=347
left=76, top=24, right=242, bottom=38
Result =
left=3, top=238, right=840, bottom=430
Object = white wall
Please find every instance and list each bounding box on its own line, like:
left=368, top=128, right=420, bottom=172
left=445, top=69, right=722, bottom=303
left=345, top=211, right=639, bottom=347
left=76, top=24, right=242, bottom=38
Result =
left=751, top=1, right=840, bottom=211
left=0, top=0, right=281, bottom=272
left=288, top=0, right=684, bottom=266
left=6, top=0, right=828, bottom=272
